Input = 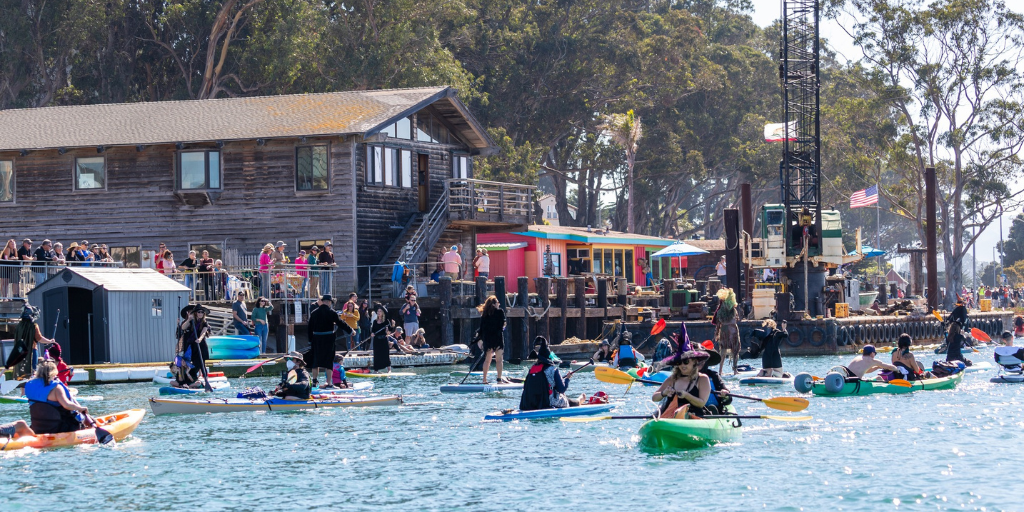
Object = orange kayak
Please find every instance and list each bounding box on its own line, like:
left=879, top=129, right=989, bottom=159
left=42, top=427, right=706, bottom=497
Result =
left=1, top=409, right=146, bottom=451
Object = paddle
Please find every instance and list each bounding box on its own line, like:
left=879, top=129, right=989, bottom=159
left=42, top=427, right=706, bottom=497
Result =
left=243, top=347, right=312, bottom=375
left=191, top=321, right=213, bottom=393
left=887, top=379, right=912, bottom=387
left=82, top=413, right=115, bottom=445
left=971, top=328, right=991, bottom=343
left=0, top=375, right=19, bottom=395
left=459, top=351, right=488, bottom=385
left=720, top=392, right=809, bottom=412
left=635, top=318, right=668, bottom=351
left=595, top=366, right=661, bottom=386
left=561, top=414, right=813, bottom=423
left=565, top=359, right=594, bottom=377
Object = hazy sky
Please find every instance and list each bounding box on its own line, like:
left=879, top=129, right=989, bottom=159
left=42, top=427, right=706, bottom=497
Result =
left=745, top=0, right=1020, bottom=268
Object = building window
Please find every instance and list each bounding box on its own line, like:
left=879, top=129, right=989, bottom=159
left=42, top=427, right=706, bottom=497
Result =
left=178, top=150, right=220, bottom=190
left=109, top=246, right=141, bottom=268
left=401, top=150, right=412, bottom=188
left=298, top=239, right=331, bottom=253
left=75, top=156, right=105, bottom=190
left=152, top=298, right=163, bottom=318
left=367, top=145, right=411, bottom=187
left=417, top=113, right=451, bottom=144
left=367, top=145, right=384, bottom=184
left=567, top=248, right=591, bottom=274
left=296, top=145, right=329, bottom=191
left=190, top=244, right=222, bottom=262
left=453, top=155, right=470, bottom=179
left=0, top=160, right=12, bottom=202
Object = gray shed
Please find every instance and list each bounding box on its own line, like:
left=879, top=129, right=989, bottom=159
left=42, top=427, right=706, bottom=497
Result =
left=28, top=268, right=189, bottom=364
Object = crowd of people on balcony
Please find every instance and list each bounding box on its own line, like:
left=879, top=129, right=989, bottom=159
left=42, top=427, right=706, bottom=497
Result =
left=0, top=238, right=120, bottom=299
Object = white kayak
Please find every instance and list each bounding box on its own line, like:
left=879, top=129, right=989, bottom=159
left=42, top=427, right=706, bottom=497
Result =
left=311, top=381, right=374, bottom=394
left=149, top=394, right=403, bottom=415
left=483, top=403, right=614, bottom=421
left=737, top=374, right=795, bottom=386
left=963, top=361, right=994, bottom=373
left=569, top=361, right=610, bottom=373
left=439, top=383, right=523, bottom=393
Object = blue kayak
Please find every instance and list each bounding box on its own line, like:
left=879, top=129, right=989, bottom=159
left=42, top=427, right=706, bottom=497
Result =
left=483, top=403, right=614, bottom=421
left=159, top=380, right=231, bottom=395
left=208, top=335, right=261, bottom=350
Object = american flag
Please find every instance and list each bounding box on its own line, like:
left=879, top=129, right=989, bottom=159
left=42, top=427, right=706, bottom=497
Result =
left=850, top=185, right=879, bottom=208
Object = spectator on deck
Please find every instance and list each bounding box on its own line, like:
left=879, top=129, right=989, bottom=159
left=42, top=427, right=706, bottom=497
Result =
left=32, top=240, right=54, bottom=285
left=317, top=242, right=336, bottom=295
left=442, top=246, right=462, bottom=280
left=258, top=243, right=273, bottom=297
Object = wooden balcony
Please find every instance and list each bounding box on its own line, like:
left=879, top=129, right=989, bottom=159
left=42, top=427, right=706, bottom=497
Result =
left=447, top=179, right=535, bottom=229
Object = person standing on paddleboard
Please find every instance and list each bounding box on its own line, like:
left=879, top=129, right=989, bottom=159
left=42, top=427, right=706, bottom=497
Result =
left=755, top=319, right=787, bottom=378
left=370, top=303, right=396, bottom=373
left=177, top=305, right=212, bottom=387
left=3, top=305, right=54, bottom=381
left=306, top=295, right=353, bottom=389
left=477, top=296, right=508, bottom=384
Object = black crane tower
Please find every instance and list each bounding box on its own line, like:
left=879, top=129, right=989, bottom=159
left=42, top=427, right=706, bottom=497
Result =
left=780, top=0, right=822, bottom=258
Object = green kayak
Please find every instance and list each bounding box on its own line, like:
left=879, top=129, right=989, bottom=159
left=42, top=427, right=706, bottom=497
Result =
left=638, top=405, right=741, bottom=451
left=807, top=372, right=963, bottom=397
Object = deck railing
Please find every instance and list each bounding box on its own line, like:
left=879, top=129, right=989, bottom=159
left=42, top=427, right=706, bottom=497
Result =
left=447, top=178, right=535, bottom=224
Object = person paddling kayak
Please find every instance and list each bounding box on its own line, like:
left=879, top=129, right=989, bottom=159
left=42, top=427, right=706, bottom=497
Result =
left=653, top=323, right=714, bottom=419
left=613, top=332, right=643, bottom=370
left=25, top=359, right=93, bottom=434
left=273, top=351, right=311, bottom=400
left=519, top=337, right=580, bottom=411
left=890, top=334, right=931, bottom=381
left=945, top=322, right=972, bottom=367
left=697, top=340, right=730, bottom=411
left=593, top=340, right=613, bottom=363
left=842, top=345, right=898, bottom=378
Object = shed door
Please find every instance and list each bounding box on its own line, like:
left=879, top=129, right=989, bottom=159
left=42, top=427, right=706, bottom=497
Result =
left=42, top=289, right=69, bottom=360
left=66, top=287, right=93, bottom=365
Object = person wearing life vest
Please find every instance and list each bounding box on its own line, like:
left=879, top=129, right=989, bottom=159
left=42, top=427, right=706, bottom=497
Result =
left=697, top=340, right=729, bottom=412
left=613, top=332, right=639, bottom=370
left=25, top=359, right=92, bottom=434
left=273, top=351, right=311, bottom=400
left=652, top=323, right=714, bottom=419
left=519, top=337, right=580, bottom=411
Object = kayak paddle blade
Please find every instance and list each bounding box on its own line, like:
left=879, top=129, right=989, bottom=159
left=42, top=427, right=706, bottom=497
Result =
left=763, top=415, right=813, bottom=422
left=594, top=366, right=638, bottom=386
left=970, top=328, right=991, bottom=343
left=932, top=310, right=943, bottom=322
left=0, top=376, right=19, bottom=395
left=888, top=379, right=913, bottom=388
left=761, top=396, right=811, bottom=412
left=651, top=319, right=666, bottom=336
left=95, top=427, right=115, bottom=445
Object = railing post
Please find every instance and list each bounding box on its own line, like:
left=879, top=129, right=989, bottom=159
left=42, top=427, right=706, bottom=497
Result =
left=469, top=180, right=476, bottom=220
left=499, top=184, right=505, bottom=222
left=440, top=276, right=453, bottom=346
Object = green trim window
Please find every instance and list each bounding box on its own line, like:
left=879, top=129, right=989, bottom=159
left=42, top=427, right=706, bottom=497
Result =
left=75, top=156, right=106, bottom=190
left=296, top=145, right=329, bottom=191
left=0, top=160, right=12, bottom=202
left=178, top=150, right=221, bottom=190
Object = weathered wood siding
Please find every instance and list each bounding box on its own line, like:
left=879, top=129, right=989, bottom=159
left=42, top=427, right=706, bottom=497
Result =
left=0, top=136, right=359, bottom=291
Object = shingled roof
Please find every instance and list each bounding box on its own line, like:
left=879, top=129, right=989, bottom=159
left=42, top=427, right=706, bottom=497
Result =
left=0, top=86, right=497, bottom=154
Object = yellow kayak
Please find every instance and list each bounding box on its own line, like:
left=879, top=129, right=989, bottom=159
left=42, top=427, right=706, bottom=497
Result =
left=1, top=409, right=145, bottom=451
left=345, top=371, right=416, bottom=379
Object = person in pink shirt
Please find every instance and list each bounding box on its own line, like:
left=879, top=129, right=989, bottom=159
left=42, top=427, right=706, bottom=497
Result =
left=258, top=243, right=273, bottom=297
left=441, top=245, right=462, bottom=279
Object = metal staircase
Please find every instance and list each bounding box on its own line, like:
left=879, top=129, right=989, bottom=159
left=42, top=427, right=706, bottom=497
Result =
left=366, top=189, right=451, bottom=298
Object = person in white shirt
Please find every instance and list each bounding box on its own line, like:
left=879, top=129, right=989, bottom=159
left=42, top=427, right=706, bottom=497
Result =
left=716, top=256, right=727, bottom=278
left=475, top=249, right=490, bottom=279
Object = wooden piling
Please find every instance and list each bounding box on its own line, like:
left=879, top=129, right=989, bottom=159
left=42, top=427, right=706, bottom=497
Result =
left=517, top=276, right=530, bottom=361
left=537, top=276, right=551, bottom=342
left=475, top=276, right=487, bottom=306
left=616, top=277, right=627, bottom=307
left=555, top=278, right=568, bottom=343
left=495, top=277, right=509, bottom=361
left=574, top=276, right=586, bottom=339
left=663, top=279, right=676, bottom=315
left=440, top=277, right=453, bottom=345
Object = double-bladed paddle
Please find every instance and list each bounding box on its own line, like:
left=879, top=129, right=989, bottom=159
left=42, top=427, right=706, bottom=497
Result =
left=594, top=366, right=810, bottom=412
left=561, top=414, right=813, bottom=423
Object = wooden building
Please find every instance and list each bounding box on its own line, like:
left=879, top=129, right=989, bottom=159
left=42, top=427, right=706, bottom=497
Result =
left=0, top=87, right=534, bottom=295
left=27, top=268, right=189, bottom=364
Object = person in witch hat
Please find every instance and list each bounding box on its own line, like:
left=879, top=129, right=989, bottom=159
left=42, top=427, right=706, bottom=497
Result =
left=651, top=322, right=714, bottom=419
left=176, top=304, right=212, bottom=387
left=697, top=339, right=730, bottom=411
left=3, top=305, right=54, bottom=380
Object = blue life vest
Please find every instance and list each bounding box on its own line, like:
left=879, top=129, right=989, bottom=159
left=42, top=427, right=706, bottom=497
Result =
left=617, top=345, right=637, bottom=367
left=706, top=376, right=719, bottom=409
left=24, top=378, right=66, bottom=407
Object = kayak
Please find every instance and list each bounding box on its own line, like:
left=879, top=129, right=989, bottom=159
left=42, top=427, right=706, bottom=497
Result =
left=737, top=374, right=794, bottom=387
left=0, top=409, right=145, bottom=451
left=990, top=372, right=1024, bottom=383
left=153, top=372, right=228, bottom=385
left=208, top=335, right=260, bottom=350
left=724, top=370, right=760, bottom=380
left=799, top=372, right=964, bottom=396
left=439, top=383, right=523, bottom=393
left=158, top=380, right=231, bottom=395
left=209, top=347, right=260, bottom=360
left=345, top=371, right=416, bottom=378
left=148, top=395, right=403, bottom=415
left=483, top=403, right=614, bottom=421
left=638, top=405, right=741, bottom=451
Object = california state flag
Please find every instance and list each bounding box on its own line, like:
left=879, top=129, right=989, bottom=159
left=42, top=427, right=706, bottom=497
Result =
left=764, top=121, right=797, bottom=142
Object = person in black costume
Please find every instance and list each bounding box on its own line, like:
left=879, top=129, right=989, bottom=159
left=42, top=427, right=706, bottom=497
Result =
left=306, top=295, right=353, bottom=389
left=477, top=295, right=507, bottom=384
left=370, top=303, right=396, bottom=373
left=755, top=319, right=789, bottom=378
left=176, top=304, right=211, bottom=387
left=274, top=351, right=311, bottom=399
